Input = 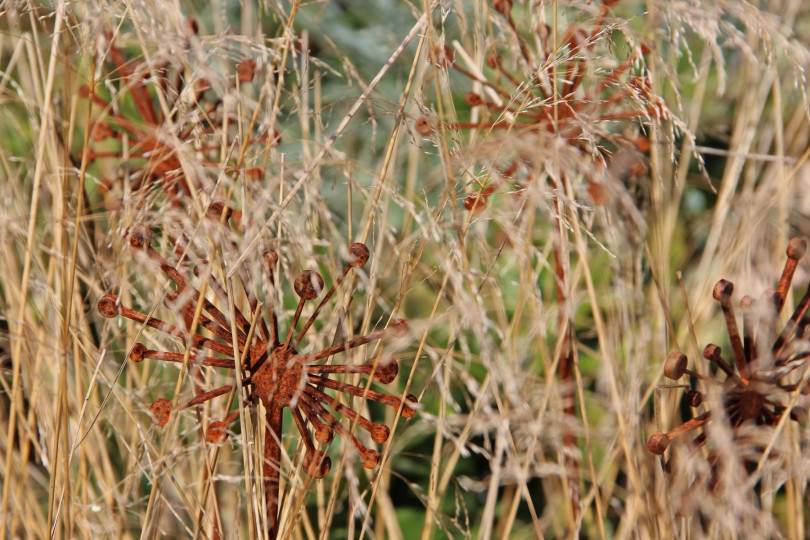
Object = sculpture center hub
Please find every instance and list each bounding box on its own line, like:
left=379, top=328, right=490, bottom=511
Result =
left=736, top=388, right=766, bottom=423
left=252, top=345, right=304, bottom=408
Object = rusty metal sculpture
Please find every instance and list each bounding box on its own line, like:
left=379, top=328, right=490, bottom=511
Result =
left=649, top=238, right=810, bottom=513
left=99, top=223, right=416, bottom=538
left=418, top=0, right=658, bottom=210
left=81, top=25, right=276, bottom=199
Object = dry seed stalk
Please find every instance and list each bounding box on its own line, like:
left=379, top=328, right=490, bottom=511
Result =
left=420, top=1, right=667, bottom=520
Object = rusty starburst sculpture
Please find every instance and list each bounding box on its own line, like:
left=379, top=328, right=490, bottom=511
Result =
left=417, top=0, right=662, bottom=211
left=81, top=24, right=277, bottom=199
left=98, top=224, right=416, bottom=538
left=649, top=238, right=810, bottom=511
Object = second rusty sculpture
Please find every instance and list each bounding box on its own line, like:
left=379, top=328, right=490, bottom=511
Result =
left=649, top=238, right=810, bottom=514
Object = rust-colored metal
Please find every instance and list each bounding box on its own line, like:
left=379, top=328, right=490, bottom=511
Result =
left=80, top=24, right=279, bottom=200
left=419, top=0, right=662, bottom=211
left=649, top=237, right=810, bottom=514
left=99, top=221, right=416, bottom=539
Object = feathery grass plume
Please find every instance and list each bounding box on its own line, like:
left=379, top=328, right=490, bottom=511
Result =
left=650, top=237, right=810, bottom=520
left=97, top=221, right=416, bottom=539
left=79, top=22, right=278, bottom=202
left=417, top=1, right=667, bottom=522
left=418, top=0, right=663, bottom=212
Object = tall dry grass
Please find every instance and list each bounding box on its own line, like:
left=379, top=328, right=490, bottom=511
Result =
left=1, top=0, right=810, bottom=538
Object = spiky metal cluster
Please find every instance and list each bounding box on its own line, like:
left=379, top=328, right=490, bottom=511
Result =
left=417, top=0, right=662, bottom=210
left=649, top=238, right=810, bottom=498
left=98, top=224, right=417, bottom=481
left=80, top=23, right=278, bottom=198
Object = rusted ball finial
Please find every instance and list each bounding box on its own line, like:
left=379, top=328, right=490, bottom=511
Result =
left=294, top=270, right=324, bottom=300
left=347, top=243, right=370, bottom=267
left=98, top=294, right=120, bottom=318
left=127, top=225, right=152, bottom=249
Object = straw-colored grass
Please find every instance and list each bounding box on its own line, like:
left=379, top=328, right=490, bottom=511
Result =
left=2, top=1, right=810, bottom=538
